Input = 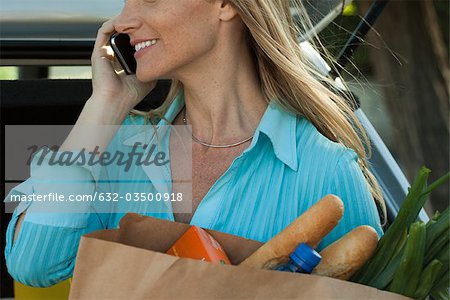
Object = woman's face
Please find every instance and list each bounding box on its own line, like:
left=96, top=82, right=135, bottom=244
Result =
left=114, top=0, right=221, bottom=82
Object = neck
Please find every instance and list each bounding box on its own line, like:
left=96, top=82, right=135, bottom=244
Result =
left=173, top=37, right=268, bottom=147
left=182, top=107, right=255, bottom=148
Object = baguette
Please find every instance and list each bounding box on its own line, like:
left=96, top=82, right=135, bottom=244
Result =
left=312, top=225, right=378, bottom=280
left=240, top=194, right=344, bottom=269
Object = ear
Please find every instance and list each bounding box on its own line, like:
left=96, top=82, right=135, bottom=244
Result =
left=218, top=0, right=239, bottom=21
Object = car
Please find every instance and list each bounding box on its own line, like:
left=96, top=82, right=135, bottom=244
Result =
left=0, top=0, right=429, bottom=298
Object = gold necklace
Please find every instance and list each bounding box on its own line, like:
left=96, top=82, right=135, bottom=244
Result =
left=182, top=107, right=253, bottom=148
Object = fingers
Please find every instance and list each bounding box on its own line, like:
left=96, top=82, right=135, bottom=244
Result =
left=94, top=17, right=118, bottom=51
left=92, top=16, right=120, bottom=63
left=112, top=59, right=126, bottom=75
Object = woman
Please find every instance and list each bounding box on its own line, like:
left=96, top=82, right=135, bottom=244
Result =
left=5, top=0, right=385, bottom=287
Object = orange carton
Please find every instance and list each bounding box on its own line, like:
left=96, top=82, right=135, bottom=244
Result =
left=167, top=226, right=231, bottom=265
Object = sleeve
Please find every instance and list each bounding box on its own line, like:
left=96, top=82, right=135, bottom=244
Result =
left=317, top=149, right=384, bottom=251
left=4, top=147, right=110, bottom=287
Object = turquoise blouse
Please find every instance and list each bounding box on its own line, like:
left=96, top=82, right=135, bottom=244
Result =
left=4, top=92, right=383, bottom=287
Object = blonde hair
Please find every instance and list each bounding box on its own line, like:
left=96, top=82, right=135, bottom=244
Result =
left=132, top=0, right=387, bottom=224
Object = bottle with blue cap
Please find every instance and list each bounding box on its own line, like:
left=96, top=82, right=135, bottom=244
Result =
left=276, top=243, right=321, bottom=273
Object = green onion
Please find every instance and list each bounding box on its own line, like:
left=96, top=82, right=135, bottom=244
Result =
left=389, top=222, right=426, bottom=297
left=414, top=259, right=443, bottom=300
left=350, top=169, right=450, bottom=300
left=351, top=167, right=430, bottom=284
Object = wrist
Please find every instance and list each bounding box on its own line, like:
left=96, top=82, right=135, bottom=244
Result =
left=84, top=96, right=131, bottom=125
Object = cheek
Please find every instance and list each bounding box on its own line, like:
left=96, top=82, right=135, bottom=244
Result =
left=136, top=4, right=217, bottom=79
left=170, top=17, right=217, bottom=57
left=168, top=28, right=216, bottom=59
left=139, top=25, right=215, bottom=80
left=164, top=4, right=217, bottom=56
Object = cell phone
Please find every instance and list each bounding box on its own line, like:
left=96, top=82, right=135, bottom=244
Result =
left=109, top=32, right=137, bottom=75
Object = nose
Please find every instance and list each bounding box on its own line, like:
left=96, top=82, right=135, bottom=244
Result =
left=113, top=3, right=140, bottom=34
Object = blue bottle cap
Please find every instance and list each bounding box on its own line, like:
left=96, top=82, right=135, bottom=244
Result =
left=290, top=243, right=321, bottom=274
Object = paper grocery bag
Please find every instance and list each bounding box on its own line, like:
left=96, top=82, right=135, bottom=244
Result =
left=69, top=213, right=409, bottom=299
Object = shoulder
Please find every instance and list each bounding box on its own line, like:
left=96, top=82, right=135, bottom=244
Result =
left=291, top=115, right=364, bottom=204
left=293, top=118, right=383, bottom=249
left=294, top=116, right=357, bottom=180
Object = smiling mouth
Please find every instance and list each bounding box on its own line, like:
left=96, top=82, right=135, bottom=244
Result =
left=135, top=39, right=158, bottom=52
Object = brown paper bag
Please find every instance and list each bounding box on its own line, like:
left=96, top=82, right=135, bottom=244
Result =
left=69, top=213, right=409, bottom=299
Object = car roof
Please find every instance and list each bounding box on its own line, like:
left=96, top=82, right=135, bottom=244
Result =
left=1, top=0, right=122, bottom=40
left=1, top=0, right=346, bottom=40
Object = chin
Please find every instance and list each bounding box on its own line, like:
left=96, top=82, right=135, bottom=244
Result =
left=136, top=64, right=167, bottom=83
left=135, top=70, right=156, bottom=83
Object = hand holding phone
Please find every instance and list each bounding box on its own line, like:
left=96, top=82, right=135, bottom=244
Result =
left=88, top=19, right=155, bottom=115
left=109, top=33, right=137, bottom=75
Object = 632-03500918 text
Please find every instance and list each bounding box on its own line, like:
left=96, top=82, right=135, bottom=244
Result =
left=9, top=192, right=185, bottom=202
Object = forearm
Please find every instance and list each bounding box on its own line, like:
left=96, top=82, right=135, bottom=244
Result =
left=11, top=96, right=125, bottom=243
left=6, top=213, right=106, bottom=287
left=59, top=96, right=131, bottom=153
left=8, top=143, right=107, bottom=244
